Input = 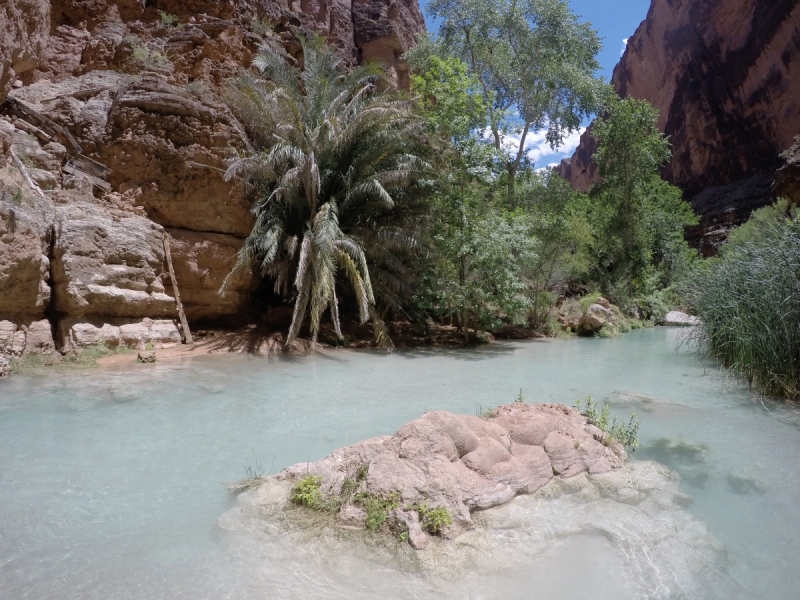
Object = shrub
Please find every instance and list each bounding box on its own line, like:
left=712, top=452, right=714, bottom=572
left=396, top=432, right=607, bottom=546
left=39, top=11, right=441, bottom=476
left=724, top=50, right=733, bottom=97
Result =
left=158, top=11, right=179, bottom=28
left=290, top=475, right=325, bottom=510
left=412, top=502, right=452, bottom=535
left=680, top=211, right=800, bottom=399
left=354, top=492, right=399, bottom=531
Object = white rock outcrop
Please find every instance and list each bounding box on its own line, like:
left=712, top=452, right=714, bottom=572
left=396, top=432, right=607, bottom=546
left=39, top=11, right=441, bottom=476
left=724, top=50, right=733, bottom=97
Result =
left=662, top=311, right=701, bottom=326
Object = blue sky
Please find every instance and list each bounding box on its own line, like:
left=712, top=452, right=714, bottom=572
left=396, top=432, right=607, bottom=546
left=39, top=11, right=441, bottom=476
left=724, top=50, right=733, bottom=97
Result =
left=417, top=0, right=652, bottom=167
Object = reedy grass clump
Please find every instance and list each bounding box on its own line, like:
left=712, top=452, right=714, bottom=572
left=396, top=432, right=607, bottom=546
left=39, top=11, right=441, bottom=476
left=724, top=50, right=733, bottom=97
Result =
left=680, top=215, right=800, bottom=399
left=575, top=395, right=640, bottom=450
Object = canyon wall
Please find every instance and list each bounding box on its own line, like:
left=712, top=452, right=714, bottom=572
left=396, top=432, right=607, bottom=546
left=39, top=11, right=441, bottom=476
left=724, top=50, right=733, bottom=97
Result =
left=557, top=0, right=800, bottom=253
left=0, top=0, right=424, bottom=361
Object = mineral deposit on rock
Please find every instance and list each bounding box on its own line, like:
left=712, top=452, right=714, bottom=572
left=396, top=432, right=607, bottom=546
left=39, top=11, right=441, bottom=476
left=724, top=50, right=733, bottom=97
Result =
left=267, top=403, right=624, bottom=549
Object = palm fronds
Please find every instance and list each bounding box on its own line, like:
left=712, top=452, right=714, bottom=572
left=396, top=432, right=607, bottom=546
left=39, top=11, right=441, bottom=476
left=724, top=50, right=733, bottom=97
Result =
left=224, top=37, right=428, bottom=346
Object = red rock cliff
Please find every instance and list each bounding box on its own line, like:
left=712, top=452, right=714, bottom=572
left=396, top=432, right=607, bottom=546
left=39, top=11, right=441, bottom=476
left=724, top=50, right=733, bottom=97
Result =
left=0, top=0, right=425, bottom=361
left=557, top=0, right=800, bottom=252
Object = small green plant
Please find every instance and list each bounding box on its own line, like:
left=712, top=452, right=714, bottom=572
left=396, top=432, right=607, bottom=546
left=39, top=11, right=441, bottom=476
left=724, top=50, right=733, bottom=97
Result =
left=354, top=492, right=399, bottom=531
left=129, top=42, right=170, bottom=71
left=145, top=341, right=154, bottom=351
left=290, top=475, right=325, bottom=510
left=412, top=502, right=452, bottom=535
left=477, top=405, right=496, bottom=419
left=159, top=10, right=179, bottom=28
left=514, top=388, right=525, bottom=403
left=228, top=450, right=269, bottom=494
left=579, top=291, right=603, bottom=313
left=575, top=395, right=640, bottom=450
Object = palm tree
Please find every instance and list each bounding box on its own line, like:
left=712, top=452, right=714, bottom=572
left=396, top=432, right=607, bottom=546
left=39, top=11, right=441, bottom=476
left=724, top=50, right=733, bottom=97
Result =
left=223, top=37, right=426, bottom=347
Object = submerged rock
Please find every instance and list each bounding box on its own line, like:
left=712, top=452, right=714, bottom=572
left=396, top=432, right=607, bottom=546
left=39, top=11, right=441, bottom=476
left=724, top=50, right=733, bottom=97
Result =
left=262, top=403, right=624, bottom=547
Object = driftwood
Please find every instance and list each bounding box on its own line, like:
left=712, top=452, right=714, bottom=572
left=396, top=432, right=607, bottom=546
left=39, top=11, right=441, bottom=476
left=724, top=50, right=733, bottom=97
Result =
left=9, top=147, right=45, bottom=199
left=163, top=234, right=193, bottom=345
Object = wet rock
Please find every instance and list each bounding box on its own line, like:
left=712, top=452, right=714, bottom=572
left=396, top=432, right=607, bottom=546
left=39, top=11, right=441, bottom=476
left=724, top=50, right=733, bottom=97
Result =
left=662, top=311, right=701, bottom=326
left=274, top=403, right=624, bottom=548
left=396, top=508, right=430, bottom=550
left=0, top=355, right=9, bottom=377
left=137, top=349, right=156, bottom=363
left=337, top=504, right=367, bottom=529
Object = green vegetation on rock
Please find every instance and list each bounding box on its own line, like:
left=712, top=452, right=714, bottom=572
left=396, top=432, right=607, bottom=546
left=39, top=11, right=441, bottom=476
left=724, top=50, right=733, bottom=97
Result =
left=575, top=395, right=640, bottom=450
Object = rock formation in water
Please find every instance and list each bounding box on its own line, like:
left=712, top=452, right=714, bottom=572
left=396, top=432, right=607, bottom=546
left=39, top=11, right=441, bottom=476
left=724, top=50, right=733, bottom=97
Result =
left=0, top=0, right=425, bottom=369
left=268, top=403, right=624, bottom=550
left=557, top=0, right=800, bottom=253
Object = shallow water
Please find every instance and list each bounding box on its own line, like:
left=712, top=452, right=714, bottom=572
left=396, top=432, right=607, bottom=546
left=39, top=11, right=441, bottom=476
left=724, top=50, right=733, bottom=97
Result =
left=1, top=328, right=798, bottom=599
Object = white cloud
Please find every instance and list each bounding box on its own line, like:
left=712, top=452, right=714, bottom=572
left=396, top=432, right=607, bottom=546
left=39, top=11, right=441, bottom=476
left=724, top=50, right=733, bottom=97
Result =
left=621, top=37, right=629, bottom=57
left=522, top=126, right=585, bottom=165
left=480, top=124, right=586, bottom=167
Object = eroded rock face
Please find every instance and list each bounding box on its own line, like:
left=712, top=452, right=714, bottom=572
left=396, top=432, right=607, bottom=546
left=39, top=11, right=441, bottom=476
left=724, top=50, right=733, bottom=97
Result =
left=52, top=200, right=175, bottom=318
left=101, top=75, right=252, bottom=236
left=557, top=0, right=800, bottom=251
left=0, top=0, right=50, bottom=103
left=59, top=316, right=180, bottom=351
left=165, top=228, right=254, bottom=321
left=0, top=0, right=425, bottom=339
left=274, top=403, right=624, bottom=548
left=0, top=187, right=53, bottom=321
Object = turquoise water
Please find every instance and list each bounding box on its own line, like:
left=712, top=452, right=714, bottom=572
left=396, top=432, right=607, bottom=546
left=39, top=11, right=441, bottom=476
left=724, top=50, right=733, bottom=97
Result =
left=1, top=328, right=798, bottom=599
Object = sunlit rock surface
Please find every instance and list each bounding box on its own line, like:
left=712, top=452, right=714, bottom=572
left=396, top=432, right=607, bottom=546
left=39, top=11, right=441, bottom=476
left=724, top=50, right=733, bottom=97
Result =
left=244, top=403, right=625, bottom=548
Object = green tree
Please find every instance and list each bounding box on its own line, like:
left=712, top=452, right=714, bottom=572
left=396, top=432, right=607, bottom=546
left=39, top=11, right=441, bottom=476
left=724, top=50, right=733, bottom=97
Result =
left=410, top=54, right=486, bottom=144
left=223, top=38, right=426, bottom=347
left=423, top=0, right=604, bottom=207
left=416, top=182, right=536, bottom=342
left=517, top=171, right=593, bottom=327
left=589, top=96, right=697, bottom=301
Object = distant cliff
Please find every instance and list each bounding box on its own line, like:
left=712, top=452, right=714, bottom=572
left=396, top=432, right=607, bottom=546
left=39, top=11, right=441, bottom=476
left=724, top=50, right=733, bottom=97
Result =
left=557, top=0, right=800, bottom=253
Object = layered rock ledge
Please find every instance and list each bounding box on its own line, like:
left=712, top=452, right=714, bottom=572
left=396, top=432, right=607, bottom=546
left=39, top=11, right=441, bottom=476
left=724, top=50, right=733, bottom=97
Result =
left=256, top=403, right=625, bottom=550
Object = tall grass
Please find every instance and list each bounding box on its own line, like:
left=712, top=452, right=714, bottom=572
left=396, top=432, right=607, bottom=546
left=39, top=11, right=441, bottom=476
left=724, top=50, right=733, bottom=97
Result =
left=681, top=216, right=800, bottom=399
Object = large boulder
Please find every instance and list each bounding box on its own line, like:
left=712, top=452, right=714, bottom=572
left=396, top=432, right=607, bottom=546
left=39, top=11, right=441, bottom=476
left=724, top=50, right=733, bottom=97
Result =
left=579, top=303, right=614, bottom=334
left=51, top=199, right=176, bottom=319
left=272, top=403, right=624, bottom=548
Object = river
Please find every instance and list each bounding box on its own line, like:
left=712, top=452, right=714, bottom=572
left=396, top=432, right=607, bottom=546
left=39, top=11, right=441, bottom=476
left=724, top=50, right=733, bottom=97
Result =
left=1, top=328, right=798, bottom=599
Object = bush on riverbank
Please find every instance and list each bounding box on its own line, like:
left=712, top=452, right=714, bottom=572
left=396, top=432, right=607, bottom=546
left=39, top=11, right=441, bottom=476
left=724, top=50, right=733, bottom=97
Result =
left=680, top=207, right=800, bottom=399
